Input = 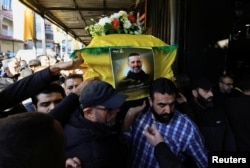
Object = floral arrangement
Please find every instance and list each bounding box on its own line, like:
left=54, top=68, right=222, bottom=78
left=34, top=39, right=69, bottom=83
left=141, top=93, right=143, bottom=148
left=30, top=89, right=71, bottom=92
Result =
left=85, top=11, right=144, bottom=38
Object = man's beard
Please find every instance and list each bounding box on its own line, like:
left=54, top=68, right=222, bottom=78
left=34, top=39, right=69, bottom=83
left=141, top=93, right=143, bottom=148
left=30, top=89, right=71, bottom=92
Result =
left=104, top=116, right=117, bottom=128
left=130, top=67, right=141, bottom=73
left=196, top=94, right=213, bottom=108
left=105, top=121, right=116, bottom=128
left=151, top=107, right=174, bottom=123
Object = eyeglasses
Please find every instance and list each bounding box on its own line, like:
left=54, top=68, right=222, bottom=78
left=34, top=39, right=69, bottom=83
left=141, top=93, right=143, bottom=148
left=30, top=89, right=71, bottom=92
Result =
left=94, top=106, right=113, bottom=113
left=220, top=81, right=234, bottom=86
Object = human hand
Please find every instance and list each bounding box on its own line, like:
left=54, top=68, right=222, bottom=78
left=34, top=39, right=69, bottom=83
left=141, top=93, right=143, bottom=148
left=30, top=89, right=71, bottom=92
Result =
left=176, top=92, right=187, bottom=104
left=122, top=101, right=147, bottom=131
left=50, top=56, right=84, bottom=76
left=127, top=100, right=147, bottom=116
left=65, top=157, right=81, bottom=168
left=143, top=124, right=164, bottom=147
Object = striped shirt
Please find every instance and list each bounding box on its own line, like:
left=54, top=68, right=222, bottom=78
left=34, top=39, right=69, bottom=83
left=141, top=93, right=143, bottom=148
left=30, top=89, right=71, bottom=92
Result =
left=124, top=108, right=208, bottom=168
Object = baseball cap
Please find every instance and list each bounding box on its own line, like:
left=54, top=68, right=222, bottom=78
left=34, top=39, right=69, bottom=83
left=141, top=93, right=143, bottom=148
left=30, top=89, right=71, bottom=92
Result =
left=79, top=80, right=128, bottom=109
left=191, top=78, right=214, bottom=90
left=28, top=59, right=41, bottom=66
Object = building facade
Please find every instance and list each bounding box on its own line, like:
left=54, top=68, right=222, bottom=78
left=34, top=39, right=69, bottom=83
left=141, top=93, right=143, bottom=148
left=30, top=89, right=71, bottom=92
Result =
left=0, top=0, right=23, bottom=57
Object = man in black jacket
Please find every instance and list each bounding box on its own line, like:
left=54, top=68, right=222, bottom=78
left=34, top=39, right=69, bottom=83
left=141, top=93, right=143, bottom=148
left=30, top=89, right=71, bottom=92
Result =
left=58, top=80, right=128, bottom=168
left=49, top=79, right=145, bottom=168
left=189, top=78, right=236, bottom=152
left=225, top=78, right=250, bottom=151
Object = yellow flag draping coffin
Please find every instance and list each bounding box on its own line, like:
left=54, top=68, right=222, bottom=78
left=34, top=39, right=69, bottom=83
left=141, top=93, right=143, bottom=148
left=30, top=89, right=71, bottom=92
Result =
left=73, top=34, right=177, bottom=101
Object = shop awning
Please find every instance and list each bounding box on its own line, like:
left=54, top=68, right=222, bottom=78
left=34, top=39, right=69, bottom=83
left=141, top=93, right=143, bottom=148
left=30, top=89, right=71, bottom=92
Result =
left=18, top=0, right=137, bottom=45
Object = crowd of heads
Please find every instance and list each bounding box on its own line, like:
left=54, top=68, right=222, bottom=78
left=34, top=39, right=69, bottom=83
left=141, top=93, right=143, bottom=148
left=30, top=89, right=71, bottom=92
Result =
left=0, top=50, right=249, bottom=168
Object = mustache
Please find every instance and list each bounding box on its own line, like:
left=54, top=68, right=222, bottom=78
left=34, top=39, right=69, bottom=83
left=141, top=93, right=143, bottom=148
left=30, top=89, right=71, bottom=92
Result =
left=207, top=96, right=213, bottom=101
left=160, top=113, right=171, bottom=117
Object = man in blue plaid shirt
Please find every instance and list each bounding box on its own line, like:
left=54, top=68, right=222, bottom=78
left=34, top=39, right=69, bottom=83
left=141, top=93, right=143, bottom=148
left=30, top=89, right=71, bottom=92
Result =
left=124, top=77, right=208, bottom=168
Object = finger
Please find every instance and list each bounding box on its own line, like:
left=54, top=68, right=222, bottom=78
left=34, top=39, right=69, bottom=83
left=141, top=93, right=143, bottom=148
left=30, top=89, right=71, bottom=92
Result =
left=151, top=124, right=157, bottom=131
left=143, top=125, right=153, bottom=138
left=151, top=124, right=160, bottom=135
left=65, top=158, right=77, bottom=168
left=143, top=128, right=152, bottom=138
left=72, top=157, right=81, bottom=167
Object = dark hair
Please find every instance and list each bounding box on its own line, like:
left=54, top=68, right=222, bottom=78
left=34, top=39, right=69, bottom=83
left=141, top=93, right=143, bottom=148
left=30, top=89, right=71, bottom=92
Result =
left=128, top=52, right=140, bottom=57
left=149, top=77, right=177, bottom=100
left=65, top=74, right=83, bottom=82
left=0, top=113, right=65, bottom=168
left=31, top=83, right=66, bottom=105
left=218, top=74, right=233, bottom=83
left=128, top=52, right=141, bottom=61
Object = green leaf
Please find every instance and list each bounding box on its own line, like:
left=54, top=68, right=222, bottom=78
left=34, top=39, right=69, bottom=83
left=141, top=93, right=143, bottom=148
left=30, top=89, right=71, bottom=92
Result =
left=104, top=23, right=112, bottom=33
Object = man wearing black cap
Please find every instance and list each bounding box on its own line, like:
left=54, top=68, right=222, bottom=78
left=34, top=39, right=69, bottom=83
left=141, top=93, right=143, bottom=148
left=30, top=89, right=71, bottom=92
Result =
left=190, top=78, right=214, bottom=109
left=49, top=79, right=141, bottom=168
left=189, top=78, right=236, bottom=152
left=78, top=80, right=128, bottom=127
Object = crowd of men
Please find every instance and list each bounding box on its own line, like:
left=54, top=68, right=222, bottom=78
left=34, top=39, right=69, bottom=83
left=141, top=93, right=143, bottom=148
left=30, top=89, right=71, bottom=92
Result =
left=0, top=52, right=249, bottom=168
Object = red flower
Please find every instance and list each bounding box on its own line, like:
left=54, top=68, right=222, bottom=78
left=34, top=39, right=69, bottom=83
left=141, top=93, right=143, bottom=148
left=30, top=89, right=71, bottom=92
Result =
left=128, top=14, right=136, bottom=23
left=111, top=18, right=120, bottom=29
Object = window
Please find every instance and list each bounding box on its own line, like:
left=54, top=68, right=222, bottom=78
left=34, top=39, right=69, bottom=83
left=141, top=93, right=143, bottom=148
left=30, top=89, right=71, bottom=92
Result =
left=2, top=0, right=12, bottom=10
left=45, top=33, right=53, bottom=40
left=2, top=25, right=8, bottom=35
left=45, top=24, right=52, bottom=31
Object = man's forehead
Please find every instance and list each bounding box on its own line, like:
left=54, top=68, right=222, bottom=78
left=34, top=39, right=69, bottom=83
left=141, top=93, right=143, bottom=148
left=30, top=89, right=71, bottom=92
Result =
left=37, top=92, right=63, bottom=99
left=128, top=55, right=141, bottom=61
left=153, top=92, right=176, bottom=100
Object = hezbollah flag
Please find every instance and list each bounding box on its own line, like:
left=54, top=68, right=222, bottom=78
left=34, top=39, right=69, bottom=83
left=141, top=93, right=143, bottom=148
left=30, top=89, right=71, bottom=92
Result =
left=23, top=7, right=35, bottom=41
left=71, top=34, right=177, bottom=101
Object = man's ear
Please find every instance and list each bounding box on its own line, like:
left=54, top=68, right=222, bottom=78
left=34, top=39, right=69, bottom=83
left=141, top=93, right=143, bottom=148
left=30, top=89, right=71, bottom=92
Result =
left=192, top=89, right=198, bottom=98
left=32, top=104, right=37, bottom=112
left=83, top=107, right=95, bottom=121
left=5, top=67, right=10, bottom=75
left=218, top=82, right=223, bottom=89
left=148, top=97, right=153, bottom=107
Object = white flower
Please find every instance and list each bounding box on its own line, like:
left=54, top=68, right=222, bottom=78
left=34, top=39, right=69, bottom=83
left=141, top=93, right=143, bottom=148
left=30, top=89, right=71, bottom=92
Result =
left=134, top=30, right=142, bottom=35
left=123, top=20, right=132, bottom=29
left=86, top=11, right=144, bottom=37
left=110, top=12, right=121, bottom=20
left=98, top=17, right=111, bottom=26
left=119, top=10, right=128, bottom=17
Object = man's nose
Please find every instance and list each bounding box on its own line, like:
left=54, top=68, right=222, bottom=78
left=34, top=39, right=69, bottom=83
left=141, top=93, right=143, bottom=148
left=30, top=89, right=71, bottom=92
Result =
left=208, top=90, right=213, bottom=97
left=164, top=105, right=171, bottom=113
left=48, top=103, right=56, bottom=112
